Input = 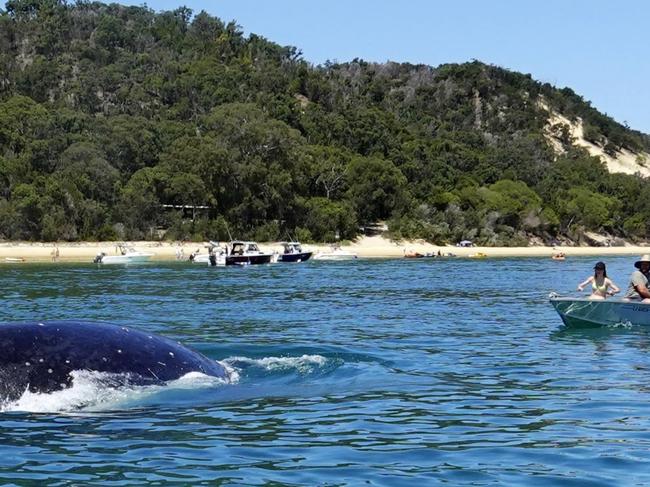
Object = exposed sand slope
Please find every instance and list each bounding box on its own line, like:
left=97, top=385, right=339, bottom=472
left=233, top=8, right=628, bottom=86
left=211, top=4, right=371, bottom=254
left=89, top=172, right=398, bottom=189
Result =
left=541, top=101, right=650, bottom=177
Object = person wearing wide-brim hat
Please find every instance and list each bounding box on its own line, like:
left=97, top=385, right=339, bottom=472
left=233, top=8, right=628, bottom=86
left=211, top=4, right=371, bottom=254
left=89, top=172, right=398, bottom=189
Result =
left=624, top=254, right=650, bottom=301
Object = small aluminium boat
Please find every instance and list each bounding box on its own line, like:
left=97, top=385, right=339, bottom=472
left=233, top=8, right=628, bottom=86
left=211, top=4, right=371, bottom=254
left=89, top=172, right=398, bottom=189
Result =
left=277, top=242, right=313, bottom=263
left=550, top=295, right=650, bottom=327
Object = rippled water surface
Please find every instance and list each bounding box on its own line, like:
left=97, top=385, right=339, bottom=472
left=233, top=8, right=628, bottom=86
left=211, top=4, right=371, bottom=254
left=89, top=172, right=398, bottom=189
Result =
left=2, top=256, right=650, bottom=485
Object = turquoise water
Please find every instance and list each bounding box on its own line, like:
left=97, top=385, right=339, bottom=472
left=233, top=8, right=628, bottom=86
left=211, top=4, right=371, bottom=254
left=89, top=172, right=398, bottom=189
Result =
left=1, top=256, right=650, bottom=485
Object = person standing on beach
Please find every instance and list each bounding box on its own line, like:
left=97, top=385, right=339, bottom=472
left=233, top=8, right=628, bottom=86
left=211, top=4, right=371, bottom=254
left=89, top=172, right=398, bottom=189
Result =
left=624, top=255, right=650, bottom=301
left=577, top=261, right=619, bottom=299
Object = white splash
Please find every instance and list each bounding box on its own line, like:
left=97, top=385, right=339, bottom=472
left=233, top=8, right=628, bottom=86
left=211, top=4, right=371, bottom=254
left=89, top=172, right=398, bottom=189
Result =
left=224, top=354, right=327, bottom=374
left=609, top=320, right=634, bottom=329
left=4, top=370, right=133, bottom=413
left=2, top=364, right=237, bottom=414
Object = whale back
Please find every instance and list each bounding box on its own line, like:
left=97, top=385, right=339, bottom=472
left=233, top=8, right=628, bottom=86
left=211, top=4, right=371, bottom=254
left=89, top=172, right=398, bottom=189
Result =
left=0, top=321, right=228, bottom=402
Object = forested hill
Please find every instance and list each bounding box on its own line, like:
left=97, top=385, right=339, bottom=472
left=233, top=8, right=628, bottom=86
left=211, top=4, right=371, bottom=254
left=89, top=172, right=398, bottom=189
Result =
left=1, top=1, right=650, bottom=245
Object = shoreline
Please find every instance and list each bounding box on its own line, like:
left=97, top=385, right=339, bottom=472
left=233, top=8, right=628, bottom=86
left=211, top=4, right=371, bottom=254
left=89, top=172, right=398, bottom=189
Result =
left=0, top=236, right=647, bottom=263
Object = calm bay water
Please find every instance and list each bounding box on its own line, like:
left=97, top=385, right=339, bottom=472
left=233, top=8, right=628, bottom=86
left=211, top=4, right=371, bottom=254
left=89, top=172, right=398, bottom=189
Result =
left=1, top=256, right=650, bottom=485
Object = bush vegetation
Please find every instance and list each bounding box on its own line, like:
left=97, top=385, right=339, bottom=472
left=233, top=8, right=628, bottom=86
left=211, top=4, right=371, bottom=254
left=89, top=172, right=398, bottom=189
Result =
left=1, top=1, right=649, bottom=244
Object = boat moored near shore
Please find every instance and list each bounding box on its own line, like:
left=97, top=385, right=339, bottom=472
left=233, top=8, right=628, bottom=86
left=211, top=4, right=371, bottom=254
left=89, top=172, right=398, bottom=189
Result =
left=313, top=244, right=358, bottom=261
left=93, top=244, right=154, bottom=264
left=226, top=241, right=274, bottom=266
left=277, top=242, right=313, bottom=263
left=190, top=242, right=226, bottom=266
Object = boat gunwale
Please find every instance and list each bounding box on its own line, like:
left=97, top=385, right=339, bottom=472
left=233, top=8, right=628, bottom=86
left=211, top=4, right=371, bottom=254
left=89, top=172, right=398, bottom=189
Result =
left=550, top=296, right=650, bottom=306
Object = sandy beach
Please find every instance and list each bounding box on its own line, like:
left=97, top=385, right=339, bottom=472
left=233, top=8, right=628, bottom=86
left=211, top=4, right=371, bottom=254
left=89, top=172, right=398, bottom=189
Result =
left=0, top=236, right=647, bottom=263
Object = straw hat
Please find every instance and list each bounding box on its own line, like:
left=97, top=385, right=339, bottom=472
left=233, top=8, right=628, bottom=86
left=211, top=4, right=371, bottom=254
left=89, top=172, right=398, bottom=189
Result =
left=634, top=254, right=650, bottom=268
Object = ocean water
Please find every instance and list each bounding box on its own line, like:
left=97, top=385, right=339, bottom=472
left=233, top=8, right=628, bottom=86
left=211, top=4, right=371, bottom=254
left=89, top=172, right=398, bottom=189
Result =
left=1, top=256, right=650, bottom=485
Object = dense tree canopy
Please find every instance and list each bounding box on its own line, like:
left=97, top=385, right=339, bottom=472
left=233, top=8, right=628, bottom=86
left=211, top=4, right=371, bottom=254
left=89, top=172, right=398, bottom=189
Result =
left=0, top=0, right=649, bottom=244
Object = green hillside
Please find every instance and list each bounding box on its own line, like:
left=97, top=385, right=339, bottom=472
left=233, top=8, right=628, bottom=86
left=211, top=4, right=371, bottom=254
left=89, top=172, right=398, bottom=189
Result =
left=1, top=0, right=649, bottom=244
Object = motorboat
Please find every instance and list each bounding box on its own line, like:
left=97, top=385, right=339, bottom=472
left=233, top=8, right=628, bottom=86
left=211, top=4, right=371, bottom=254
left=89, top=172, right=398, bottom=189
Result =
left=192, top=252, right=226, bottom=266
left=404, top=250, right=443, bottom=258
left=208, top=242, right=227, bottom=266
left=552, top=252, right=566, bottom=261
left=550, top=294, right=650, bottom=327
left=404, top=250, right=426, bottom=258
left=313, top=245, right=358, bottom=261
left=226, top=241, right=274, bottom=266
left=93, top=244, right=154, bottom=264
left=277, top=242, right=313, bottom=263
left=191, top=253, right=210, bottom=264
left=190, top=242, right=226, bottom=266
left=4, top=257, right=25, bottom=263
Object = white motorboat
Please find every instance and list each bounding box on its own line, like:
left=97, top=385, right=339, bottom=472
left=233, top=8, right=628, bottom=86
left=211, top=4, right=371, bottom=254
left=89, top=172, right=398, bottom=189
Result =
left=93, top=244, right=154, bottom=264
left=313, top=245, right=358, bottom=261
left=4, top=257, right=25, bottom=263
left=190, top=242, right=226, bottom=266
left=192, top=253, right=210, bottom=264
left=550, top=295, right=650, bottom=327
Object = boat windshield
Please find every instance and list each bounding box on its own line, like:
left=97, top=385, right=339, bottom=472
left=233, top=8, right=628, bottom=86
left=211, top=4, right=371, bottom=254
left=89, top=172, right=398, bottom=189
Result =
left=283, top=243, right=301, bottom=253
left=117, top=244, right=136, bottom=255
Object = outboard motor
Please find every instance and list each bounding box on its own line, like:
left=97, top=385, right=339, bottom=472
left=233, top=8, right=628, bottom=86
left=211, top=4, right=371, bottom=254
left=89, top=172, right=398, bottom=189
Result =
left=209, top=253, right=217, bottom=266
left=93, top=252, right=104, bottom=264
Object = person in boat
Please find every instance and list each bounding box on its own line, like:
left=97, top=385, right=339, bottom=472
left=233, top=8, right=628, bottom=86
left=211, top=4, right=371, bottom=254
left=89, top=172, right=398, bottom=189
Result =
left=624, top=254, right=650, bottom=301
left=577, top=261, right=619, bottom=300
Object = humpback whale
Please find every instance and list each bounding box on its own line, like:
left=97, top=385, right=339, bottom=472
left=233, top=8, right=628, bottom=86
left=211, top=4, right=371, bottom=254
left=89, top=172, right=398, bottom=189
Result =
left=0, top=321, right=229, bottom=404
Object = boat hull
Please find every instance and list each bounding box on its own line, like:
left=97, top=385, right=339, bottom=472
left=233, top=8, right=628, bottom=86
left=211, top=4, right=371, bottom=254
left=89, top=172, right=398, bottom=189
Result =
left=550, top=297, right=650, bottom=327
left=313, top=251, right=358, bottom=261
left=4, top=257, right=25, bottom=263
left=278, top=251, right=313, bottom=263
left=192, top=254, right=226, bottom=266
left=226, top=254, right=273, bottom=266
left=99, top=254, right=153, bottom=264
left=192, top=254, right=210, bottom=264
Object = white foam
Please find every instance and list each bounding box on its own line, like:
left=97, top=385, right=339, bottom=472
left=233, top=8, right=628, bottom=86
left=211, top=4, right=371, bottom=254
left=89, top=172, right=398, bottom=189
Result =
left=2, top=365, right=236, bottom=413
left=609, top=321, right=634, bottom=329
left=222, top=362, right=241, bottom=384
left=224, top=354, right=327, bottom=374
left=4, top=370, right=132, bottom=413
